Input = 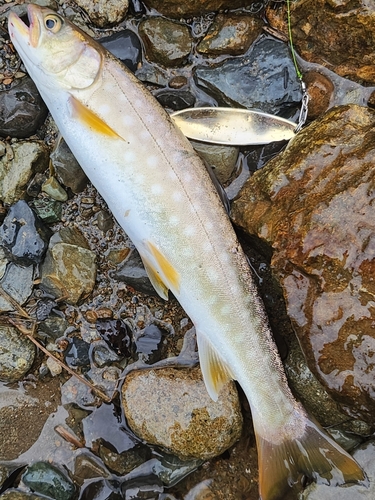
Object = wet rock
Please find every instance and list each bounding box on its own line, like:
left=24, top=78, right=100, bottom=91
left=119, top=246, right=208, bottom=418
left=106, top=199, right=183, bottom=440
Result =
left=65, top=337, right=91, bottom=368
left=0, top=141, right=49, bottom=204
left=122, top=366, right=242, bottom=460
left=73, top=0, right=129, bottom=27
left=0, top=263, right=34, bottom=313
left=50, top=137, right=88, bottom=194
left=194, top=36, right=301, bottom=117
left=96, top=318, right=132, bottom=357
left=41, top=176, right=68, bottom=201
left=21, top=462, right=75, bottom=500
left=301, top=440, right=375, bottom=499
left=101, top=30, right=142, bottom=73
left=73, top=451, right=109, bottom=486
left=0, top=200, right=51, bottom=265
left=231, top=104, right=375, bottom=424
left=79, top=479, right=123, bottom=500
left=26, top=172, right=48, bottom=198
left=32, top=198, right=63, bottom=224
left=139, top=18, right=192, bottom=67
left=98, top=444, right=146, bottom=475
left=111, top=248, right=156, bottom=297
left=0, top=325, right=35, bottom=383
left=197, top=14, right=263, bottom=56
left=40, top=227, right=97, bottom=304
left=120, top=475, right=163, bottom=498
left=0, top=491, right=48, bottom=500
left=190, top=140, right=238, bottom=185
left=134, top=323, right=164, bottom=364
left=267, top=0, right=375, bottom=85
left=0, top=77, right=48, bottom=139
left=304, top=71, right=334, bottom=119
left=37, top=316, right=69, bottom=340
left=142, top=0, right=262, bottom=18
left=155, top=90, right=195, bottom=111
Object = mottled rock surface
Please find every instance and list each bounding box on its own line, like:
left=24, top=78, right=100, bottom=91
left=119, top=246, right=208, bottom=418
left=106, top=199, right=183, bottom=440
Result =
left=0, top=325, right=35, bottom=383
left=232, top=104, right=375, bottom=423
left=122, top=367, right=242, bottom=460
left=266, top=0, right=375, bottom=85
left=73, top=0, right=129, bottom=27
left=142, top=0, right=261, bottom=18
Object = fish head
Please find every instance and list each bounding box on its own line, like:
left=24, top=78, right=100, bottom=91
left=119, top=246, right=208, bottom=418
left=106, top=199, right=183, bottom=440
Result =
left=8, top=4, right=103, bottom=90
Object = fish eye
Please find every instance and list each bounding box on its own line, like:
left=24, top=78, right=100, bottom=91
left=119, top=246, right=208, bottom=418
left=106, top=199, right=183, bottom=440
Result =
left=44, top=15, right=62, bottom=33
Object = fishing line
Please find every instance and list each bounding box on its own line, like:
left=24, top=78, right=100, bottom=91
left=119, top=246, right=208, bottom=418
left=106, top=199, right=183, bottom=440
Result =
left=286, top=0, right=309, bottom=131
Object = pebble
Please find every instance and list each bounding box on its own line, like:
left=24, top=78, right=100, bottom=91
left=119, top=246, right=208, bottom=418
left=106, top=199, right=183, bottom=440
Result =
left=21, top=462, right=76, bottom=500
left=0, top=77, right=48, bottom=139
left=111, top=248, right=157, bottom=297
left=96, top=209, right=114, bottom=232
left=139, top=18, right=192, bottom=67
left=197, top=14, right=263, bottom=56
left=156, top=90, right=195, bottom=111
left=100, top=30, right=142, bottom=73
left=0, top=141, right=49, bottom=204
left=305, top=71, right=334, bottom=119
left=31, top=198, right=63, bottom=224
left=96, top=318, right=132, bottom=357
left=46, top=356, right=62, bottom=377
left=41, top=176, right=68, bottom=201
left=50, top=137, right=88, bottom=194
left=122, top=366, right=242, bottom=460
left=0, top=262, right=34, bottom=313
left=190, top=140, right=239, bottom=185
left=0, top=200, right=51, bottom=265
left=0, top=325, right=35, bottom=383
left=73, top=0, right=129, bottom=27
left=40, top=227, right=97, bottom=305
left=134, top=323, right=164, bottom=364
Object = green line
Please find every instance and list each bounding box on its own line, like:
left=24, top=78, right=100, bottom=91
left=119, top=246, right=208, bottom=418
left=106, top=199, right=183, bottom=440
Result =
left=286, top=0, right=303, bottom=80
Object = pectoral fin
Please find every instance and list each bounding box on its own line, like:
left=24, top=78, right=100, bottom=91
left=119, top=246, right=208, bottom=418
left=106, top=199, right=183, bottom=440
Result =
left=69, top=95, right=122, bottom=139
left=197, top=332, right=234, bottom=401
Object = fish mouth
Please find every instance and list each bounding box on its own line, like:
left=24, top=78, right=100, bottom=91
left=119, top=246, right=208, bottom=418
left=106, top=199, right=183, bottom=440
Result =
left=8, top=4, right=40, bottom=48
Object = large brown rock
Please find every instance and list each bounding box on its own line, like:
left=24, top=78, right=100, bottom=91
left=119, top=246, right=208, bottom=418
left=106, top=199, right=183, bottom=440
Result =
left=231, top=104, right=375, bottom=424
left=266, top=0, right=375, bottom=84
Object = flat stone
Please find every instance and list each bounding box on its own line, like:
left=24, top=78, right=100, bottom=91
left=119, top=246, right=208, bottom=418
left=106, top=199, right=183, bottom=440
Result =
left=0, top=262, right=34, bottom=313
left=0, top=325, right=35, bottom=383
left=122, top=366, right=242, bottom=460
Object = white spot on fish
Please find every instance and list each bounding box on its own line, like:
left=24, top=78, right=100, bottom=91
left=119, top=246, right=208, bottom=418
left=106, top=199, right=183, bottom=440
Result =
left=207, top=267, right=219, bottom=283
left=124, top=150, right=136, bottom=163
left=98, top=104, right=111, bottom=115
left=151, top=184, right=163, bottom=195
left=134, top=173, right=145, bottom=184
left=169, top=215, right=179, bottom=226
left=147, top=155, right=159, bottom=168
left=184, top=225, right=196, bottom=237
left=220, top=304, right=231, bottom=316
left=172, top=191, right=182, bottom=202
left=123, top=115, right=135, bottom=127
left=183, top=172, right=192, bottom=183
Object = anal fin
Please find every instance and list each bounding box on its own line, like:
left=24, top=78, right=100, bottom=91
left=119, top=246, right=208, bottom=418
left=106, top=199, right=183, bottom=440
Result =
left=197, top=332, right=234, bottom=401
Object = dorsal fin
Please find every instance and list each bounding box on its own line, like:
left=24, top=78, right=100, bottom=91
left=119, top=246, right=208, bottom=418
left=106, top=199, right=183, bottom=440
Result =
left=69, top=95, right=122, bottom=139
left=196, top=332, right=234, bottom=401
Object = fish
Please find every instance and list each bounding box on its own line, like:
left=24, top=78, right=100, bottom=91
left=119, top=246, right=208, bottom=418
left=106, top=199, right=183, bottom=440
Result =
left=8, top=5, right=367, bottom=499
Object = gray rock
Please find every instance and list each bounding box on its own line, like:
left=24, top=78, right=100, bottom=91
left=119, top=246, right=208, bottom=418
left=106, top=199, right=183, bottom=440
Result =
left=40, top=227, right=97, bottom=304
left=139, top=18, right=192, bottom=67
left=111, top=248, right=156, bottom=297
left=0, top=325, right=35, bottom=383
left=122, top=366, right=243, bottom=460
left=190, top=140, right=239, bottom=185
left=0, top=262, right=34, bottom=313
left=195, top=36, right=301, bottom=117
left=73, top=0, right=129, bottom=27
left=0, top=77, right=48, bottom=139
left=50, top=136, right=88, bottom=194
left=22, top=462, right=75, bottom=500
left=100, top=30, right=142, bottom=73
left=0, top=141, right=49, bottom=205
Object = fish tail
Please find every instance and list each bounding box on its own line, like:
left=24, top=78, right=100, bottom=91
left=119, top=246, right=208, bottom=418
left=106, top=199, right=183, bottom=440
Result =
left=254, top=415, right=367, bottom=500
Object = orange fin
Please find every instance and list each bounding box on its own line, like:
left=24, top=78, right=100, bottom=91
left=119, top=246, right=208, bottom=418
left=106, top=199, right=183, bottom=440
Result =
left=146, top=241, right=180, bottom=294
left=69, top=95, right=122, bottom=139
left=141, top=255, right=169, bottom=301
left=197, top=332, right=234, bottom=401
left=255, top=416, right=367, bottom=500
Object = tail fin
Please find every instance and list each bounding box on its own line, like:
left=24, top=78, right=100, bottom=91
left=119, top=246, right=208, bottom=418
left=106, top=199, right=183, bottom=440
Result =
left=255, top=417, right=367, bottom=500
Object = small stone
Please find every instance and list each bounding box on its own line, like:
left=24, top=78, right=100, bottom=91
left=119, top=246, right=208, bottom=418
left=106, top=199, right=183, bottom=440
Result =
left=46, top=356, right=62, bottom=376
left=0, top=262, right=34, bottom=313
left=305, top=71, right=334, bottom=119
left=22, top=462, right=75, bottom=500
left=134, top=323, right=164, bottom=364
left=42, top=177, right=68, bottom=202
left=111, top=248, right=156, bottom=296
left=122, top=366, right=242, bottom=460
left=107, top=247, right=130, bottom=265
left=190, top=140, right=239, bottom=185
left=139, top=18, right=192, bottom=67
left=100, top=30, right=142, bottom=73
left=0, top=325, right=35, bottom=383
left=50, top=137, right=88, bottom=194
left=96, top=210, right=113, bottom=232
left=156, top=90, right=195, bottom=111
left=0, top=141, right=49, bottom=204
left=73, top=0, right=129, bottom=27
left=0, top=200, right=51, bottom=265
left=169, top=76, right=188, bottom=89
left=0, top=77, right=48, bottom=138
left=32, top=198, right=63, bottom=224
left=197, top=14, right=263, bottom=56
left=96, top=318, right=132, bottom=357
